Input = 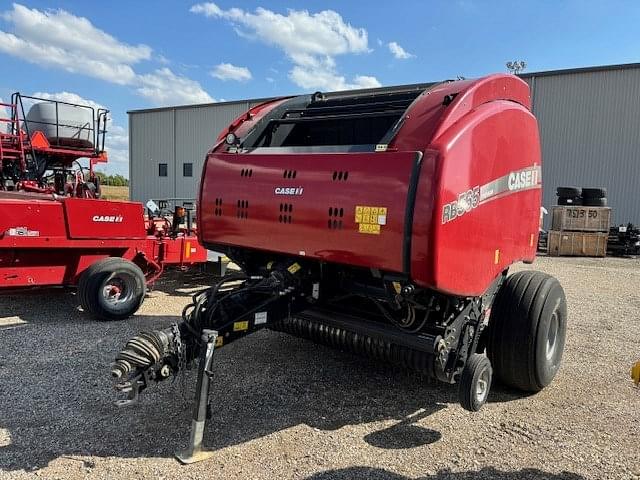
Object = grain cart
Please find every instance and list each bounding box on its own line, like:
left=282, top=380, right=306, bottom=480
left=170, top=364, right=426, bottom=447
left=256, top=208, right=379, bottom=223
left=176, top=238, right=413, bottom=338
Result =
left=112, top=74, right=567, bottom=463
left=0, top=93, right=207, bottom=320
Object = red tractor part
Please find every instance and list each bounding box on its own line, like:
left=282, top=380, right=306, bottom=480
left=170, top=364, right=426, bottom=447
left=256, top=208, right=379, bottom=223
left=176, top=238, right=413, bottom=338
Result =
left=112, top=74, right=567, bottom=463
left=1, top=93, right=107, bottom=197
left=1, top=92, right=208, bottom=320
left=0, top=192, right=207, bottom=319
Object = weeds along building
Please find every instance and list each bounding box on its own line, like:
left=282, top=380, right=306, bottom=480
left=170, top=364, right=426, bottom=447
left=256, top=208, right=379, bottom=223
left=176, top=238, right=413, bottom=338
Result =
left=129, top=62, right=640, bottom=226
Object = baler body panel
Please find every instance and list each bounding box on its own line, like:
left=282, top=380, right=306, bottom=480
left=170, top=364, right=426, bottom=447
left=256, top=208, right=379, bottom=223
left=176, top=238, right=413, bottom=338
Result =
left=200, top=151, right=420, bottom=273
left=199, top=74, right=542, bottom=297
left=412, top=102, right=541, bottom=295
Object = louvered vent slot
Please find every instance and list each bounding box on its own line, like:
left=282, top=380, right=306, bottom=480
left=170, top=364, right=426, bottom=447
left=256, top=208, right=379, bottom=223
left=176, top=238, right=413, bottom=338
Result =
left=278, top=203, right=293, bottom=224
left=214, top=198, right=223, bottom=216
left=327, top=206, right=344, bottom=229
left=236, top=199, right=249, bottom=219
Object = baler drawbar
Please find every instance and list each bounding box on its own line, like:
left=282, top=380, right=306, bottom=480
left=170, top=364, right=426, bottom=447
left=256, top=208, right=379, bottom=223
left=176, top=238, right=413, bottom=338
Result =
left=112, top=74, right=568, bottom=463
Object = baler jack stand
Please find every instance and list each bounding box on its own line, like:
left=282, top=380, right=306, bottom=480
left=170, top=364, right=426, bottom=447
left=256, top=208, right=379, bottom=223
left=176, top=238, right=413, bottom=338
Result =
left=175, top=329, right=218, bottom=464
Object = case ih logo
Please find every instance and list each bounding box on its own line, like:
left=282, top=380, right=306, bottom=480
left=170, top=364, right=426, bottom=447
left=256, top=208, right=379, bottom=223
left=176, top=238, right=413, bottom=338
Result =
left=274, top=187, right=304, bottom=196
left=92, top=215, right=124, bottom=223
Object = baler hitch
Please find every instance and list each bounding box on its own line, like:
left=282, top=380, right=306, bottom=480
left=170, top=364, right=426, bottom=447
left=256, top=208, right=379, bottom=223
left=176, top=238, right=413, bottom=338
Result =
left=111, top=263, right=309, bottom=462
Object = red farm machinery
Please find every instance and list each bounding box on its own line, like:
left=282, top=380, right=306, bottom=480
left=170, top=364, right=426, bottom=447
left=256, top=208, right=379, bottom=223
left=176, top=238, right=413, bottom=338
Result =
left=0, top=93, right=207, bottom=320
left=111, top=74, right=568, bottom=464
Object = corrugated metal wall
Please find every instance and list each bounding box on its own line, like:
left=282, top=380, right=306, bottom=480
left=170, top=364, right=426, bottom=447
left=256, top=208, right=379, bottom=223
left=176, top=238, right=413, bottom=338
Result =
left=528, top=67, right=640, bottom=226
left=129, top=101, right=256, bottom=202
left=130, top=66, right=640, bottom=226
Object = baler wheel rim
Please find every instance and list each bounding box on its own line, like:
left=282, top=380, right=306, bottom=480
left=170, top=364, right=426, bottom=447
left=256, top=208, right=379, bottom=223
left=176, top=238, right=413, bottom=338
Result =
left=459, top=353, right=493, bottom=412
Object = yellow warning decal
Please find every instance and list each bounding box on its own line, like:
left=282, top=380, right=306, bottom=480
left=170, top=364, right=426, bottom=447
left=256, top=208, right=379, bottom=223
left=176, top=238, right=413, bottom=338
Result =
left=215, top=336, right=224, bottom=347
left=355, top=205, right=387, bottom=235
left=287, top=262, right=301, bottom=274
left=233, top=321, right=249, bottom=332
left=392, top=282, right=402, bottom=294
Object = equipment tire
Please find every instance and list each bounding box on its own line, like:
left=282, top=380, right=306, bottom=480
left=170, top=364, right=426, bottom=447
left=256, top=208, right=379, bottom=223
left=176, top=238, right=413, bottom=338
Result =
left=557, top=196, right=582, bottom=206
left=582, top=187, right=607, bottom=199
left=78, top=257, right=146, bottom=321
left=582, top=197, right=607, bottom=207
left=487, top=271, right=567, bottom=392
left=556, top=186, right=581, bottom=198
left=459, top=354, right=493, bottom=412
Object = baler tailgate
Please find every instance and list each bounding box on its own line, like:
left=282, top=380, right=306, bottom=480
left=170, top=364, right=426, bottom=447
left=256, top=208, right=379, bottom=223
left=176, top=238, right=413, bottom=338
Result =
left=200, top=151, right=421, bottom=273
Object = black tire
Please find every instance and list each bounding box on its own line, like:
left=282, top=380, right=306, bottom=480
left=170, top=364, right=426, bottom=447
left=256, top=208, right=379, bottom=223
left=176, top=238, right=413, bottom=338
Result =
left=556, top=186, right=581, bottom=198
left=77, top=257, right=146, bottom=321
left=582, top=187, right=607, bottom=199
left=557, top=196, right=582, bottom=206
left=459, top=354, right=493, bottom=412
left=582, top=197, right=607, bottom=207
left=487, top=271, right=567, bottom=392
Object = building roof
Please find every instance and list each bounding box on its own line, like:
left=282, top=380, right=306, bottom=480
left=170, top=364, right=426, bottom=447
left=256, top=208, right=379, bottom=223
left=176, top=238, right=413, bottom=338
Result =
left=127, top=62, right=640, bottom=115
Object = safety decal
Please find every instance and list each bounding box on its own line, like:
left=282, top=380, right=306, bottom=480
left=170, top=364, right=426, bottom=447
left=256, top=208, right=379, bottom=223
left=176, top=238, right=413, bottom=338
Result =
left=287, top=262, right=301, bottom=274
left=8, top=227, right=40, bottom=237
left=233, top=321, right=249, bottom=332
left=442, top=165, right=541, bottom=224
left=215, top=336, right=224, bottom=347
left=355, top=205, right=387, bottom=235
left=255, top=312, right=268, bottom=325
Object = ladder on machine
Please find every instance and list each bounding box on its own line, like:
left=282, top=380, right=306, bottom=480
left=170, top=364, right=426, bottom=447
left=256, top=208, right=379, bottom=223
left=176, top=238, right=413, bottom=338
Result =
left=0, top=100, right=27, bottom=172
left=0, top=94, right=37, bottom=189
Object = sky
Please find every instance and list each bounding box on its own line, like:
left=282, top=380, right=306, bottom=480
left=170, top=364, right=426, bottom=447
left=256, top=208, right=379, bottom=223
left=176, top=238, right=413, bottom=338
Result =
left=1, top=0, right=639, bottom=176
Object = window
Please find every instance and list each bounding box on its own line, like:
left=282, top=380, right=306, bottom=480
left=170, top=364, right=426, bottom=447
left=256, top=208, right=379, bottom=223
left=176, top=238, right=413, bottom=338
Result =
left=183, top=162, right=193, bottom=177
left=158, top=163, right=168, bottom=177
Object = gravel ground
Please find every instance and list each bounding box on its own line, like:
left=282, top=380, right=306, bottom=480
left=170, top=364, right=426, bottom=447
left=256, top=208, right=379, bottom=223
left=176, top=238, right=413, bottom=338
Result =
left=0, top=256, right=639, bottom=480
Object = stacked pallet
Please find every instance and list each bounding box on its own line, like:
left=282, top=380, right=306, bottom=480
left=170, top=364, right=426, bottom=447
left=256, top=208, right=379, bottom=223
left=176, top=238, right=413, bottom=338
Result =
left=548, top=187, right=610, bottom=257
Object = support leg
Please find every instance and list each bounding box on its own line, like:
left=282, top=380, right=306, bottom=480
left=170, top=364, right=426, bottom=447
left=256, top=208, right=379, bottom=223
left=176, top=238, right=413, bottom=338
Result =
left=175, top=329, right=218, bottom=464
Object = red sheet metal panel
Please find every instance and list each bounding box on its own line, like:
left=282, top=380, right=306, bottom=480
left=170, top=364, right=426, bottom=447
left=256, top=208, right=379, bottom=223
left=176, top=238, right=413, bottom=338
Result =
left=200, top=151, right=419, bottom=273
left=63, top=198, right=146, bottom=239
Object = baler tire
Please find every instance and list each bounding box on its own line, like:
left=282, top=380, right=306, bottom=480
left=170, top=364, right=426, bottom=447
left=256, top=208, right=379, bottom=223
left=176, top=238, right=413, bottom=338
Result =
left=582, top=187, right=607, bottom=199
left=582, top=197, right=607, bottom=207
left=556, top=186, right=581, bottom=198
left=487, top=271, right=567, bottom=392
left=78, top=258, right=146, bottom=321
left=459, top=354, right=493, bottom=412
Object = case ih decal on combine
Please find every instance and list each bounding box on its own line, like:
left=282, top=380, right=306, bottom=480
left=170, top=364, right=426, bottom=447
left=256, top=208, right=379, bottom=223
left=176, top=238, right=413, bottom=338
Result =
left=111, top=74, right=567, bottom=463
left=0, top=93, right=207, bottom=320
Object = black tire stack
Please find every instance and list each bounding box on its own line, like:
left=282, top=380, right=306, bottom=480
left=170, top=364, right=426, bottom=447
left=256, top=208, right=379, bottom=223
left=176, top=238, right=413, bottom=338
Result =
left=582, top=187, right=607, bottom=207
left=556, top=186, right=582, bottom=206
left=556, top=186, right=607, bottom=206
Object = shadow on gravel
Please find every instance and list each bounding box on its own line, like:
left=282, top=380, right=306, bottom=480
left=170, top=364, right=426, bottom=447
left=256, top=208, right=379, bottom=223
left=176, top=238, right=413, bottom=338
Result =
left=305, top=466, right=586, bottom=479
left=0, top=277, right=529, bottom=472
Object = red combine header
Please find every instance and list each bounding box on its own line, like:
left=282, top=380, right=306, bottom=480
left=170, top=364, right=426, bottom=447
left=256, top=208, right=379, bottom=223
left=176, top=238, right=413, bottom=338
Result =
left=0, top=93, right=207, bottom=320
left=111, top=74, right=568, bottom=463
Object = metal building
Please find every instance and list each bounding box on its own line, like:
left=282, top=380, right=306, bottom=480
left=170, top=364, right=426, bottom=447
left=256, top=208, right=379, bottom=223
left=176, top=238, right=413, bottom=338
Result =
left=129, top=63, right=640, bottom=225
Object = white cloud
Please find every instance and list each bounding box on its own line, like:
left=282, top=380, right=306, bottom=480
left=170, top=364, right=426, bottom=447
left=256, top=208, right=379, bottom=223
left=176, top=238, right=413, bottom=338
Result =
left=30, top=91, right=129, bottom=176
left=137, top=68, right=215, bottom=105
left=388, top=41, right=415, bottom=60
left=191, top=2, right=379, bottom=91
left=211, top=62, right=252, bottom=82
left=0, top=4, right=213, bottom=107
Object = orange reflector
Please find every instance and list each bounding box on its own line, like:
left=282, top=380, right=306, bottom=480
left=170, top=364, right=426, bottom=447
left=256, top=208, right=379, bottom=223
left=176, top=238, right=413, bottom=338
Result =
left=185, top=241, right=191, bottom=259
left=494, top=249, right=500, bottom=265
left=530, top=233, right=535, bottom=247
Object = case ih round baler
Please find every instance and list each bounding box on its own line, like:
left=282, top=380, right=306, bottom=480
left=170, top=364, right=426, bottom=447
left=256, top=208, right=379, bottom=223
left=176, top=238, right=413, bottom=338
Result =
left=0, top=93, right=207, bottom=320
left=112, top=74, right=567, bottom=463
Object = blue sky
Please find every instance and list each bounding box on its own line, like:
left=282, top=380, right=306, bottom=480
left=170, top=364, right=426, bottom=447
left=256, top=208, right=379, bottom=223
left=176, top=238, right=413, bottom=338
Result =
left=1, top=1, right=639, bottom=176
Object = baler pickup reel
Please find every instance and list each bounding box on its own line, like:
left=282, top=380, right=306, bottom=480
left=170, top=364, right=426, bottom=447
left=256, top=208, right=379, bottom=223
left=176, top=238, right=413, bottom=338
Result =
left=111, top=261, right=312, bottom=463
